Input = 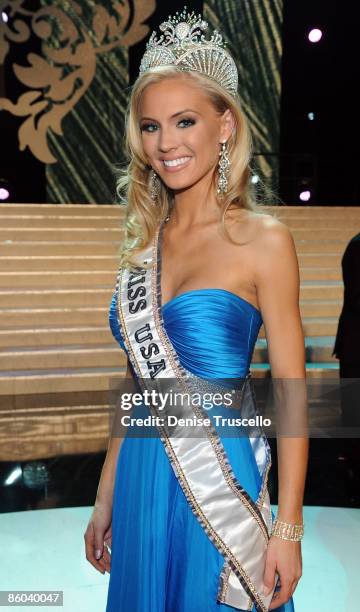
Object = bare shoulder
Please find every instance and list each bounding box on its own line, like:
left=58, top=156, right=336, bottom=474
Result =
left=249, top=213, right=299, bottom=282
left=225, top=209, right=298, bottom=283
left=253, top=212, right=295, bottom=248
left=226, top=209, right=294, bottom=250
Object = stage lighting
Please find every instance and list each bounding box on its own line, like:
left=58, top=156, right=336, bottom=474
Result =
left=308, top=112, right=315, bottom=121
left=0, top=187, right=10, bottom=201
left=299, top=189, right=311, bottom=202
left=23, top=461, right=50, bottom=491
left=4, top=466, right=22, bottom=486
left=308, top=28, right=323, bottom=43
left=0, top=178, right=12, bottom=201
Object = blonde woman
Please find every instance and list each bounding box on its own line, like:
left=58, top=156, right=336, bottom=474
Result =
left=84, top=8, right=308, bottom=612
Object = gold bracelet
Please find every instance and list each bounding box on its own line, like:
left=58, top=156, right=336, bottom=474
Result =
left=271, top=518, right=304, bottom=541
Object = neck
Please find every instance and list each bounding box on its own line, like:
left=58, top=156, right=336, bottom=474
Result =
left=166, top=171, right=221, bottom=231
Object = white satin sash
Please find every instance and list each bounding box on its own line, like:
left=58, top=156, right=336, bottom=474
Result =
left=115, top=222, right=279, bottom=611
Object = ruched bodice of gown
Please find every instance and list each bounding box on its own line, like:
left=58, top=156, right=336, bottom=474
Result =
left=109, top=287, right=263, bottom=377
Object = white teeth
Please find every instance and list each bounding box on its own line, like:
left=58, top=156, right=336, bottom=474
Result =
left=163, top=156, right=191, bottom=167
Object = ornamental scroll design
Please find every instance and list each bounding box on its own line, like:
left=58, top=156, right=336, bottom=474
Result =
left=0, top=0, right=156, bottom=163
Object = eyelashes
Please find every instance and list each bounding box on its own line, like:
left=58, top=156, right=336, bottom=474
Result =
left=140, top=118, right=196, bottom=133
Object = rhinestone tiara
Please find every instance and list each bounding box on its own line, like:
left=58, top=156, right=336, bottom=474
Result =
left=138, top=6, right=239, bottom=97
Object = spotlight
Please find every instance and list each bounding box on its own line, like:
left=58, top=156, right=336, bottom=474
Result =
left=0, top=187, right=10, bottom=201
left=308, top=112, right=315, bottom=121
left=4, top=465, right=22, bottom=486
left=299, top=189, right=311, bottom=202
left=0, top=178, right=12, bottom=201
left=308, top=28, right=323, bottom=43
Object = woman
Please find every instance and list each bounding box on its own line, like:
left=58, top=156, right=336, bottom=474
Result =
left=84, top=8, right=308, bottom=612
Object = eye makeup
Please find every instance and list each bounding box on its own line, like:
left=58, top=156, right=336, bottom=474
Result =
left=140, top=117, right=197, bottom=132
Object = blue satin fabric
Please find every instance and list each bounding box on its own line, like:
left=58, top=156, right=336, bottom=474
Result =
left=106, top=289, right=295, bottom=612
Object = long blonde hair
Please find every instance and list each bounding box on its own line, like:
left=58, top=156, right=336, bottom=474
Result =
left=115, top=66, right=278, bottom=269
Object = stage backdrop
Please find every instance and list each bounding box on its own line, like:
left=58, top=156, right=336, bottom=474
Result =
left=204, top=0, right=283, bottom=200
left=0, top=0, right=283, bottom=203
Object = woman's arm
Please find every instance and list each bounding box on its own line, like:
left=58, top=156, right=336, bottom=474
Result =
left=253, top=216, right=309, bottom=608
left=254, top=215, right=308, bottom=518
left=95, top=439, right=122, bottom=506
left=84, top=357, right=134, bottom=575
left=95, top=357, right=134, bottom=505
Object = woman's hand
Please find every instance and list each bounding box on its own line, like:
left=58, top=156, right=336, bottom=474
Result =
left=84, top=500, right=113, bottom=575
left=263, top=536, right=302, bottom=610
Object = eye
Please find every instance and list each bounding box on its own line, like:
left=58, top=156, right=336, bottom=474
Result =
left=140, top=123, right=158, bottom=133
left=178, top=118, right=196, bottom=128
left=140, top=118, right=196, bottom=133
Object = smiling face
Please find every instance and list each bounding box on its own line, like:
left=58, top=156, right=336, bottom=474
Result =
left=138, top=76, right=234, bottom=194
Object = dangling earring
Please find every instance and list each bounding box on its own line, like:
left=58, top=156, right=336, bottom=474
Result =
left=149, top=169, right=161, bottom=203
left=217, top=141, right=230, bottom=197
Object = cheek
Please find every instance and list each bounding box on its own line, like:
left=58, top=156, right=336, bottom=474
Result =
left=192, top=134, right=219, bottom=167
left=141, top=138, right=154, bottom=158
left=191, top=128, right=218, bottom=153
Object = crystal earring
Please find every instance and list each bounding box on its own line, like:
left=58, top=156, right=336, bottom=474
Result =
left=217, top=141, right=230, bottom=197
left=149, top=169, right=161, bottom=202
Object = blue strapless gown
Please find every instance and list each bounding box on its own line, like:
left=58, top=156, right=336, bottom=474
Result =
left=106, top=288, right=295, bottom=612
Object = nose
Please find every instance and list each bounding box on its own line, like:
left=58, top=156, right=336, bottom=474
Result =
left=157, top=127, right=179, bottom=153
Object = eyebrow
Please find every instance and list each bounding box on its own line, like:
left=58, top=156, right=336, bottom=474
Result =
left=140, top=108, right=200, bottom=121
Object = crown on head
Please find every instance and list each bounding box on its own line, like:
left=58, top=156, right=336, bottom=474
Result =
left=138, top=6, right=238, bottom=97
